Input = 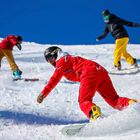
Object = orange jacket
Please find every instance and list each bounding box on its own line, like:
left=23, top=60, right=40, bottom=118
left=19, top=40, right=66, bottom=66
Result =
left=0, top=35, right=19, bottom=50
left=41, top=51, right=107, bottom=98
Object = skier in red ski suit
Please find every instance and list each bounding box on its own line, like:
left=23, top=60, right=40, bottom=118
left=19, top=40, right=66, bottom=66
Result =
left=37, top=46, right=138, bottom=120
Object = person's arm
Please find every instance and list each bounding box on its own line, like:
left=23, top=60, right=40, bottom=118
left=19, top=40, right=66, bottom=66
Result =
left=96, top=26, right=109, bottom=41
left=37, top=58, right=67, bottom=103
left=115, top=16, right=140, bottom=27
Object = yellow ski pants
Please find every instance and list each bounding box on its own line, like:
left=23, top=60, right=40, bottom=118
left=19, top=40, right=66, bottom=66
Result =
left=0, top=49, right=19, bottom=73
left=114, top=37, right=134, bottom=66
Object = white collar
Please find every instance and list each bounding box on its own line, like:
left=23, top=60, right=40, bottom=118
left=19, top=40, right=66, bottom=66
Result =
left=56, top=50, right=69, bottom=61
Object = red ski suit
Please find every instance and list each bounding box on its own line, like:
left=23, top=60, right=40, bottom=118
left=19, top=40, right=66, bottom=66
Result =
left=41, top=51, right=130, bottom=118
left=0, top=35, right=18, bottom=50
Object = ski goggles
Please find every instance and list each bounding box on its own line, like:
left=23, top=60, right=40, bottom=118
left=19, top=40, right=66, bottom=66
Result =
left=45, top=53, right=54, bottom=62
left=103, top=14, right=110, bottom=19
left=103, top=14, right=110, bottom=22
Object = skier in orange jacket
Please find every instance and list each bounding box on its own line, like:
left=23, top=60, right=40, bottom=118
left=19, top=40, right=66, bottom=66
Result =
left=0, top=35, right=23, bottom=79
left=37, top=46, right=138, bottom=120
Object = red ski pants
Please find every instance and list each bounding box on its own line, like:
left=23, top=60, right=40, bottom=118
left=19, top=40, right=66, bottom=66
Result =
left=78, top=69, right=130, bottom=118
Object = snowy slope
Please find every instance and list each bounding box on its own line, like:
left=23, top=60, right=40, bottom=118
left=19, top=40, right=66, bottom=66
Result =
left=0, top=41, right=140, bottom=140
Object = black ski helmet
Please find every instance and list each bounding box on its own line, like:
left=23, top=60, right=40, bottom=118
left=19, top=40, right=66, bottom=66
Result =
left=44, top=46, right=61, bottom=62
left=16, top=36, right=23, bottom=41
left=102, top=10, right=110, bottom=16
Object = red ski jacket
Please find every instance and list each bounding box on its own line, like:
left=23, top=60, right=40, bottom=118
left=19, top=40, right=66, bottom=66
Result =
left=41, top=51, right=107, bottom=98
left=0, top=35, right=18, bottom=50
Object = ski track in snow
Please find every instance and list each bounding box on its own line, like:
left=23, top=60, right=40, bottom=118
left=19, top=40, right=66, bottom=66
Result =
left=0, top=42, right=140, bottom=140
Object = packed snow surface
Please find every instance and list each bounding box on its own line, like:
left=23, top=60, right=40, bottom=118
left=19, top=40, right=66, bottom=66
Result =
left=0, top=41, right=140, bottom=140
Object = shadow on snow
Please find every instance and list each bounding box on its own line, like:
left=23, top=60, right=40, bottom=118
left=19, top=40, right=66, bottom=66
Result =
left=0, top=110, right=88, bottom=125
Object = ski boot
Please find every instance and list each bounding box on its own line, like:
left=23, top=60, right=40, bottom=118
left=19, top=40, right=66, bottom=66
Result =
left=128, top=99, right=138, bottom=105
left=130, top=58, right=138, bottom=68
left=13, top=70, right=22, bottom=80
left=89, top=105, right=102, bottom=121
left=113, top=61, right=121, bottom=71
left=113, top=65, right=121, bottom=70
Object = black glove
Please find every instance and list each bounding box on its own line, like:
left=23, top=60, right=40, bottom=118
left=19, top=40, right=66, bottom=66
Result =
left=96, top=37, right=102, bottom=41
left=16, top=43, right=22, bottom=50
left=132, top=23, right=140, bottom=27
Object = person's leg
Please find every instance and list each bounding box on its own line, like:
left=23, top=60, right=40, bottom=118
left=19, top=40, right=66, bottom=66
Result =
left=121, top=37, right=135, bottom=65
left=114, top=39, right=122, bottom=67
left=97, top=73, right=131, bottom=110
left=0, top=50, right=4, bottom=68
left=78, top=74, right=100, bottom=118
left=3, top=49, right=19, bottom=73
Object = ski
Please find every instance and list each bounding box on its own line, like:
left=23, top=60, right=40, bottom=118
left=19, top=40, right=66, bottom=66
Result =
left=61, top=115, right=104, bottom=136
left=13, top=78, right=39, bottom=82
left=61, top=123, right=87, bottom=136
left=109, top=66, right=140, bottom=75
